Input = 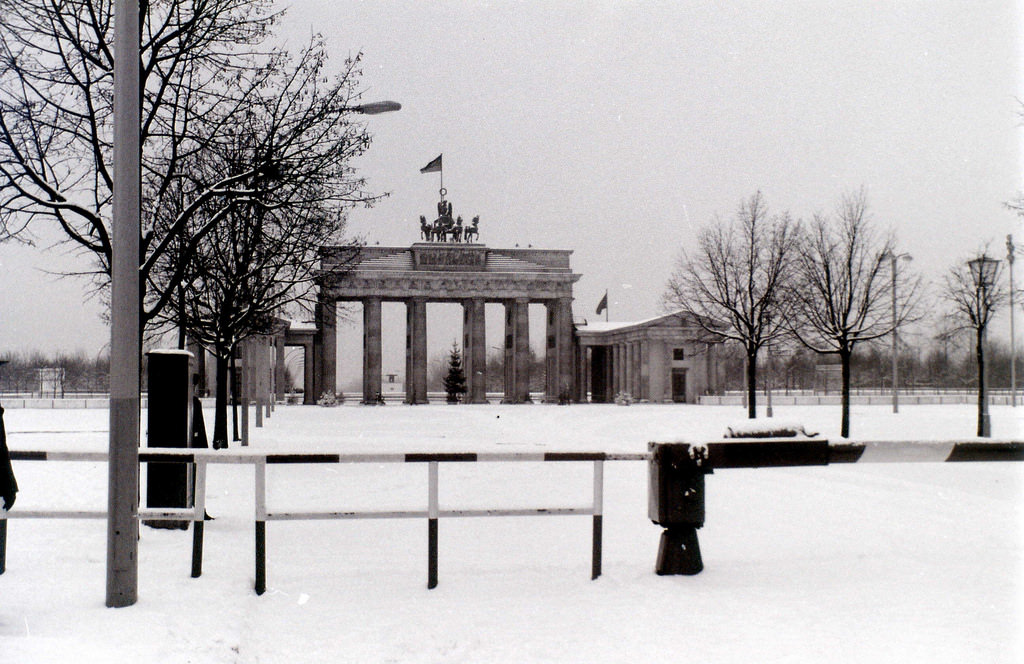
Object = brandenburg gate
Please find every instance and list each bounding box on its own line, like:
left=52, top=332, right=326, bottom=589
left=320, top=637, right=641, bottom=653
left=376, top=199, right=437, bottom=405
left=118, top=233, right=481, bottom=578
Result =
left=315, top=243, right=581, bottom=404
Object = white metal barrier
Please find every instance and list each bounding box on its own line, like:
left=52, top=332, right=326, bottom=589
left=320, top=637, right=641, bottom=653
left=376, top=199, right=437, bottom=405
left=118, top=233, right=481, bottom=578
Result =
left=0, top=449, right=647, bottom=591
left=4, top=440, right=1021, bottom=589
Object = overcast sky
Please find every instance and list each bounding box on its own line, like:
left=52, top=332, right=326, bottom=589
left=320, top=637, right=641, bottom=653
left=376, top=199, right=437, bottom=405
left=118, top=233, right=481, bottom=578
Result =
left=1, top=1, right=1020, bottom=383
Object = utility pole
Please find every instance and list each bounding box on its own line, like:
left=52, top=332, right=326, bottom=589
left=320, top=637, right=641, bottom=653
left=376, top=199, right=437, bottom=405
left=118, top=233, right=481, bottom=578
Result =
left=107, top=0, right=141, bottom=608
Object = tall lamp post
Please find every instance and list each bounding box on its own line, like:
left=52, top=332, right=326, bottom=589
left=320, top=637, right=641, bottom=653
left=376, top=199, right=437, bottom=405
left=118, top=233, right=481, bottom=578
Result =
left=968, top=253, right=1000, bottom=437
left=1008, top=235, right=1018, bottom=407
left=881, top=251, right=912, bottom=413
left=106, top=0, right=400, bottom=606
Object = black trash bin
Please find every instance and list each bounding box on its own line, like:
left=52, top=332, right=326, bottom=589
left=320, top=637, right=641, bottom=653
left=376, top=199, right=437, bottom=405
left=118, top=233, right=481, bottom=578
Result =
left=145, top=349, right=193, bottom=529
left=648, top=442, right=711, bottom=575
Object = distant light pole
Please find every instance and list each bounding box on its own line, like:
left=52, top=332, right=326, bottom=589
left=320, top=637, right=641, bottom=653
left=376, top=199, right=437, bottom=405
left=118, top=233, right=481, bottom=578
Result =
left=1008, top=235, right=1018, bottom=407
left=881, top=251, right=912, bottom=413
left=968, top=253, right=1000, bottom=437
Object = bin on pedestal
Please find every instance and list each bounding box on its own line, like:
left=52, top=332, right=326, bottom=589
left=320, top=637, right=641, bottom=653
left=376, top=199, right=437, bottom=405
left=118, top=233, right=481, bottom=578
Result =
left=648, top=442, right=711, bottom=575
left=145, top=349, right=193, bottom=529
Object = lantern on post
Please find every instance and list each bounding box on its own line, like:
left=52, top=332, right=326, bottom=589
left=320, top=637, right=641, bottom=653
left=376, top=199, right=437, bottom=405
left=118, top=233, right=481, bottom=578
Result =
left=967, top=254, right=1001, bottom=437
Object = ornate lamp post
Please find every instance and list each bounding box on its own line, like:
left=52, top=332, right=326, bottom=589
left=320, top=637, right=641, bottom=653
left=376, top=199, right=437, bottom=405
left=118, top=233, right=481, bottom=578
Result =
left=968, top=254, right=1000, bottom=437
left=881, top=251, right=912, bottom=413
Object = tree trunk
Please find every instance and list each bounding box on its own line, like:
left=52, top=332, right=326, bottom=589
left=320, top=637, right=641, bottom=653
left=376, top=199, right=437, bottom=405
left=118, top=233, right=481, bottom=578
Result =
left=840, top=348, right=852, bottom=438
left=746, top=350, right=757, bottom=419
left=211, top=352, right=229, bottom=449
left=230, top=352, right=240, bottom=441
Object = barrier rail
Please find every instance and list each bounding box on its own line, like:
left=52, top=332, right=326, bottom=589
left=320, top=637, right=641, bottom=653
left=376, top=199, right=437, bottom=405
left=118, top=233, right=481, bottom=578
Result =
left=0, top=448, right=647, bottom=592
left=647, top=438, right=1024, bottom=575
left=3, top=441, right=1020, bottom=588
left=252, top=451, right=655, bottom=594
left=0, top=450, right=207, bottom=575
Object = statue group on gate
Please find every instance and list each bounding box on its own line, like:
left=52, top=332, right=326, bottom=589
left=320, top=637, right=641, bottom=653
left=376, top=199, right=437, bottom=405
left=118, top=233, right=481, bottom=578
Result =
left=420, top=197, right=479, bottom=243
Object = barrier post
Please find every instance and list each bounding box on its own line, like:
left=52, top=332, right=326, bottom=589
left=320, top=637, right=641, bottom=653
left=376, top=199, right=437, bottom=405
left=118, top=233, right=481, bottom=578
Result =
left=190, top=460, right=207, bottom=578
left=254, top=459, right=267, bottom=595
left=427, top=461, right=439, bottom=589
left=649, top=443, right=707, bottom=575
left=0, top=519, right=7, bottom=574
left=592, top=460, right=603, bottom=579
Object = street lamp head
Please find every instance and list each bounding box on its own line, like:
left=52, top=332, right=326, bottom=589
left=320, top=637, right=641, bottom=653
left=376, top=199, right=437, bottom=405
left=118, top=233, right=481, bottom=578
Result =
left=349, top=101, right=402, bottom=115
left=967, top=254, right=1000, bottom=289
left=880, top=250, right=912, bottom=264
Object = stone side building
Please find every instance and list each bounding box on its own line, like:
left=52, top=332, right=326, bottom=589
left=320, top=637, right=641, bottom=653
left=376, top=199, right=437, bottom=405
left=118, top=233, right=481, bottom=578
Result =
left=575, top=312, right=721, bottom=403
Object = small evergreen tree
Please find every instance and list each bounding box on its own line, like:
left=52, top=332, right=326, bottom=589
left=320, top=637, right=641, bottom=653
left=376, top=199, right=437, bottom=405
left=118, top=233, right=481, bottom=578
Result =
left=443, top=341, right=467, bottom=403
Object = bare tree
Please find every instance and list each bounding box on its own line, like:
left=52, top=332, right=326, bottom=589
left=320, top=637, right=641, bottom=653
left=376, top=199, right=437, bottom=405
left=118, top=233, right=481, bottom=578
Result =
left=664, top=191, right=799, bottom=418
left=0, top=1, right=377, bottom=330
left=943, top=254, right=1007, bottom=436
left=149, top=55, right=371, bottom=446
left=791, top=189, right=920, bottom=437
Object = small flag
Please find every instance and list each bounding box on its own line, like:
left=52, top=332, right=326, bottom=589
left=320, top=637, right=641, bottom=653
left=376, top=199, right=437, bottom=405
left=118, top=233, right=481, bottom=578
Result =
left=420, top=154, right=442, bottom=173
left=595, top=291, right=608, bottom=316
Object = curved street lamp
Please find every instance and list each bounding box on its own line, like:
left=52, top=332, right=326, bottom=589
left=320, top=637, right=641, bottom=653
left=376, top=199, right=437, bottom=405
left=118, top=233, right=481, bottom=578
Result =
left=967, top=253, right=1000, bottom=437
left=347, top=101, right=402, bottom=115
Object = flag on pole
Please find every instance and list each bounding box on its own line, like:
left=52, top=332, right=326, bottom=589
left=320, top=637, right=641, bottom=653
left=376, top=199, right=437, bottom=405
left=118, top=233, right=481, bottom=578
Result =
left=420, top=154, right=442, bottom=173
left=595, top=291, right=608, bottom=316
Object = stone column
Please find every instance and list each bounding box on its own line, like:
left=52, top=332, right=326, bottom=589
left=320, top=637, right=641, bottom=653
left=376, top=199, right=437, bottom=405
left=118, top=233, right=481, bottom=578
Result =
left=544, top=301, right=558, bottom=402
left=502, top=299, right=530, bottom=403
left=639, top=341, right=649, bottom=401
left=624, top=342, right=632, bottom=397
left=302, top=340, right=315, bottom=404
left=557, top=298, right=574, bottom=401
left=577, top=344, right=589, bottom=403
left=515, top=298, right=531, bottom=402
left=322, top=299, right=337, bottom=400
left=463, top=298, right=487, bottom=403
left=544, top=298, right=574, bottom=403
left=632, top=341, right=642, bottom=399
left=649, top=340, right=667, bottom=403
left=313, top=298, right=336, bottom=402
left=405, top=298, right=428, bottom=404
left=274, top=334, right=286, bottom=403
left=503, top=301, right=515, bottom=402
left=612, top=343, right=622, bottom=397
left=362, top=297, right=382, bottom=404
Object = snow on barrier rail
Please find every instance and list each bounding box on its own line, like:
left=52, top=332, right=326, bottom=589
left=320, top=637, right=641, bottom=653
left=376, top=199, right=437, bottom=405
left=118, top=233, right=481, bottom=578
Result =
left=2, top=440, right=1021, bottom=588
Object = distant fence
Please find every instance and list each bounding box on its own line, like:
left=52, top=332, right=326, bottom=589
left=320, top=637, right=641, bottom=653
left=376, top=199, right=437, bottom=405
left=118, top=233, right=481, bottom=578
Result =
left=700, top=392, right=1018, bottom=406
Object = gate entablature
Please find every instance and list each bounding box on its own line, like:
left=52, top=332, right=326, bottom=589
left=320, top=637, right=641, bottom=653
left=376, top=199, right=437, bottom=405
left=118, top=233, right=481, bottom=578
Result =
left=318, top=243, right=580, bottom=302
left=314, top=243, right=581, bottom=405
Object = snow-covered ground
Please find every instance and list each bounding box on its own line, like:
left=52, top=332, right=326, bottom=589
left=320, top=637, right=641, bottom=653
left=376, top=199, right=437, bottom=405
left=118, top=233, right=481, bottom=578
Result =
left=1, top=403, right=1022, bottom=663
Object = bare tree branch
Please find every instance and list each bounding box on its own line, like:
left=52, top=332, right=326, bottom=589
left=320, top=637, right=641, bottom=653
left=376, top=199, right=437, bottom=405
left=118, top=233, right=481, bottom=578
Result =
left=663, top=191, right=800, bottom=417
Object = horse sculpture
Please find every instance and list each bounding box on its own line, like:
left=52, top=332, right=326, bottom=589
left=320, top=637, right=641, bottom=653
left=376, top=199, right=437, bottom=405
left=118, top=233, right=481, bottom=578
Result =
left=419, top=203, right=480, bottom=243
left=463, top=216, right=480, bottom=243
